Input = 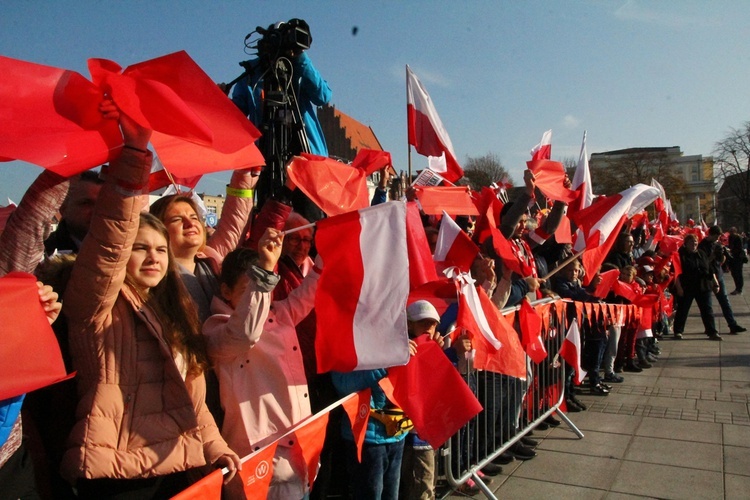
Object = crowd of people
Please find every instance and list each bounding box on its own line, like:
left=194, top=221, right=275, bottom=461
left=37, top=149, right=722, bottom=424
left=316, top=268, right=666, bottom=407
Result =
left=2, top=28, right=750, bottom=500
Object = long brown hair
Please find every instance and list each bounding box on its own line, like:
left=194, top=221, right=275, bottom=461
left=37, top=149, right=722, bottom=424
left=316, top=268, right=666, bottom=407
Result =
left=131, top=213, right=209, bottom=376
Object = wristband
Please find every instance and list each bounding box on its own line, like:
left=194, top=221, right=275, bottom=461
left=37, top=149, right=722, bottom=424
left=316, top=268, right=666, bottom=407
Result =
left=226, top=187, right=254, bottom=198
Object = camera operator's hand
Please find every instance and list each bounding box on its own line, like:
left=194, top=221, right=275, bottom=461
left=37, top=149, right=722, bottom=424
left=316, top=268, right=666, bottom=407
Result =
left=217, top=82, right=230, bottom=96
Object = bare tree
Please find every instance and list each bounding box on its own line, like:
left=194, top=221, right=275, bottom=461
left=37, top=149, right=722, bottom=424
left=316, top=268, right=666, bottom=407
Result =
left=559, top=155, right=578, bottom=180
left=591, top=150, right=685, bottom=202
left=714, top=122, right=750, bottom=230
left=462, top=153, right=512, bottom=189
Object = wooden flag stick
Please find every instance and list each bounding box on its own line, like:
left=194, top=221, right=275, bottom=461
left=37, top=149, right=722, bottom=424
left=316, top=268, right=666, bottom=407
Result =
left=280, top=222, right=317, bottom=236
left=541, top=248, right=587, bottom=281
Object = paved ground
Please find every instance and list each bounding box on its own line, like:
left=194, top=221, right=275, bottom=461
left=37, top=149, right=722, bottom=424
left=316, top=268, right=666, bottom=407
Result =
left=444, top=273, right=750, bottom=499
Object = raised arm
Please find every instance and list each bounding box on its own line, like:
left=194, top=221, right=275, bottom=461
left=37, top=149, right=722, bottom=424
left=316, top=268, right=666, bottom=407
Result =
left=206, top=170, right=258, bottom=259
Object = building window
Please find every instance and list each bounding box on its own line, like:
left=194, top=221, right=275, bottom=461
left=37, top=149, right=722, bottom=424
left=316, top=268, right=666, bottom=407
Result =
left=206, top=206, right=217, bottom=214
left=691, top=165, right=700, bottom=181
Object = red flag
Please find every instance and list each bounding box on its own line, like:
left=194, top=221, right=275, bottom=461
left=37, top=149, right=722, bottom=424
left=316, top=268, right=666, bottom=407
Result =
left=0, top=55, right=123, bottom=175
left=519, top=299, right=547, bottom=363
left=559, top=319, right=587, bottom=385
left=286, top=154, right=370, bottom=216
left=386, top=335, right=482, bottom=449
left=659, top=234, right=684, bottom=255
left=491, top=227, right=524, bottom=276
left=292, top=413, right=329, bottom=491
left=406, top=202, right=439, bottom=289
left=341, top=389, right=372, bottom=462
left=468, top=289, right=526, bottom=379
left=170, top=469, right=223, bottom=500
left=413, top=186, right=479, bottom=216
left=530, top=129, right=552, bottom=160
left=455, top=280, right=502, bottom=352
left=593, top=269, right=620, bottom=299
left=613, top=280, right=638, bottom=302
left=315, top=202, right=410, bottom=372
left=239, top=442, right=278, bottom=500
left=0, top=273, right=71, bottom=400
left=351, top=149, right=392, bottom=176
left=433, top=212, right=479, bottom=273
left=406, top=65, right=463, bottom=182
left=472, top=187, right=503, bottom=245
left=554, top=214, right=573, bottom=245
left=569, top=184, right=659, bottom=284
left=147, top=155, right=201, bottom=192
left=526, top=160, right=579, bottom=204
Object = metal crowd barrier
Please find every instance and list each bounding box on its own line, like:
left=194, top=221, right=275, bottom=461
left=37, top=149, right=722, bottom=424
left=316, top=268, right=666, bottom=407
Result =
left=441, top=296, right=584, bottom=499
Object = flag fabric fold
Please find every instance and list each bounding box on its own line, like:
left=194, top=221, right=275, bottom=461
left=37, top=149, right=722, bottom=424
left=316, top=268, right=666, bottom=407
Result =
left=433, top=211, right=479, bottom=273
left=406, top=65, right=463, bottom=182
left=0, top=272, right=71, bottom=400
left=413, top=186, right=479, bottom=216
left=519, top=298, right=547, bottom=363
left=315, top=202, right=411, bottom=372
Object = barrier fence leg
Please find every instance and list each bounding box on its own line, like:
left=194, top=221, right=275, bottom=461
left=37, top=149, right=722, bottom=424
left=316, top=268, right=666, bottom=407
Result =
left=471, top=470, right=498, bottom=500
left=555, top=408, right=584, bottom=438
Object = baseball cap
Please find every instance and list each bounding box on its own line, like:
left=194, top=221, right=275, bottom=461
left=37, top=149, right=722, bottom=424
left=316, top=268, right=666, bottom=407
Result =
left=406, top=300, right=440, bottom=322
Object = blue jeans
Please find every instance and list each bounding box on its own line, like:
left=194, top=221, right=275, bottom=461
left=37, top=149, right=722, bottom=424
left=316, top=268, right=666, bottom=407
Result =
left=714, top=273, right=739, bottom=329
left=345, top=438, right=405, bottom=500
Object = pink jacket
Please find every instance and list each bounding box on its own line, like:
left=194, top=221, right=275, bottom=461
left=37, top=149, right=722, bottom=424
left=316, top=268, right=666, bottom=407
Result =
left=62, top=149, right=232, bottom=481
left=202, top=267, right=320, bottom=457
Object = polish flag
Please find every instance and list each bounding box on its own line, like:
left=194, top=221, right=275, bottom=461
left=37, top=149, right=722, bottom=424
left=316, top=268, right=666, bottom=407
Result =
left=569, top=184, right=659, bottom=284
left=315, top=202, right=411, bottom=372
left=559, top=319, right=587, bottom=385
left=572, top=131, right=594, bottom=251
left=455, top=277, right=502, bottom=351
left=433, top=211, right=479, bottom=273
left=406, top=65, right=463, bottom=182
left=148, top=154, right=201, bottom=192
left=530, top=129, right=552, bottom=160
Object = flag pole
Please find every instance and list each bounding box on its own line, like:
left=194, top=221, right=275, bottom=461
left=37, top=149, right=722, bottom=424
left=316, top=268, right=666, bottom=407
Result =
left=406, top=65, right=412, bottom=183
left=280, top=222, right=317, bottom=236
left=541, top=249, right=587, bottom=281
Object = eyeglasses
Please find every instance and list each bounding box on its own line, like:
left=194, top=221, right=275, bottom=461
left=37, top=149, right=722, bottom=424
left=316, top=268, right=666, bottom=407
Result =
left=287, top=235, right=313, bottom=245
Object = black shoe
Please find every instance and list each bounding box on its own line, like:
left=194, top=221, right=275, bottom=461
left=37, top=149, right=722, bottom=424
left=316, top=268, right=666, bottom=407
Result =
left=591, top=383, right=610, bottom=395
left=569, top=396, right=587, bottom=410
left=731, top=325, right=747, bottom=334
left=544, top=415, right=561, bottom=427
left=492, top=451, right=514, bottom=465
left=638, top=358, right=653, bottom=368
left=481, top=462, right=503, bottom=476
left=674, top=332, right=683, bottom=340
left=566, top=399, right=582, bottom=412
left=535, top=421, right=549, bottom=430
left=708, top=333, right=723, bottom=341
left=520, top=436, right=538, bottom=447
left=599, top=382, right=613, bottom=390
left=604, top=373, right=624, bottom=383
left=646, top=354, right=658, bottom=363
left=624, top=361, right=643, bottom=372
left=510, top=442, right=537, bottom=460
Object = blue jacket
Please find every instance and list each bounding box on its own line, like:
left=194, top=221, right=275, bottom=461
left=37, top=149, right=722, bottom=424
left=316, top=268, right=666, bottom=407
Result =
left=331, top=369, right=407, bottom=445
left=0, top=395, right=24, bottom=448
left=232, top=52, right=332, bottom=156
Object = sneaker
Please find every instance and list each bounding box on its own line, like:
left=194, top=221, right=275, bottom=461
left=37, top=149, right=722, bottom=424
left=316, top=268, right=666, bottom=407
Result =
left=491, top=451, right=514, bottom=465
left=603, top=373, right=624, bottom=383
left=591, top=383, right=610, bottom=395
left=646, top=354, right=658, bottom=363
left=458, top=479, right=481, bottom=495
left=481, top=462, right=503, bottom=476
left=708, top=333, right=723, bottom=341
left=510, top=442, right=537, bottom=460
left=730, top=325, right=747, bottom=334
left=674, top=332, right=683, bottom=340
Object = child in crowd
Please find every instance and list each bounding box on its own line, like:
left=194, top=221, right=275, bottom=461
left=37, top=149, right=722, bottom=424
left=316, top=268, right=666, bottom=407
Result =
left=399, top=300, right=445, bottom=500
left=202, top=231, right=320, bottom=499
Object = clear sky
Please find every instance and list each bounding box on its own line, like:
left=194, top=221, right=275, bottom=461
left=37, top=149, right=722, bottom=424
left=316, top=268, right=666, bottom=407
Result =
left=2, top=0, right=749, bottom=203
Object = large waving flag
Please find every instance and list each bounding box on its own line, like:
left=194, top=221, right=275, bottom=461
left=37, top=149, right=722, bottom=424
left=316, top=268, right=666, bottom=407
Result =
left=569, top=184, right=659, bottom=284
left=0, top=51, right=264, bottom=178
left=406, top=65, right=463, bottom=182
left=433, top=211, right=479, bottom=273
left=315, top=202, right=411, bottom=372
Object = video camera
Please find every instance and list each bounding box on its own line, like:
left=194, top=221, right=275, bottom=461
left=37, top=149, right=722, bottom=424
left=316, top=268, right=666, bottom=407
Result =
left=246, top=18, right=312, bottom=61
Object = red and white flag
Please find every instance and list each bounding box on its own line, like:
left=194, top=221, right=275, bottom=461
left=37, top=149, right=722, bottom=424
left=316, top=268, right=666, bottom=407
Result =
left=559, top=319, right=587, bottom=385
left=406, top=65, right=463, bottom=182
left=315, top=202, right=411, bottom=372
left=569, top=184, right=659, bottom=284
left=433, top=211, right=479, bottom=273
left=572, top=131, right=594, bottom=251
left=530, top=129, right=552, bottom=160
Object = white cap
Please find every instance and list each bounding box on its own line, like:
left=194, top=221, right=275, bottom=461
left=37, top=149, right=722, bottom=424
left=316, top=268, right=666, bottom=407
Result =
left=641, top=265, right=654, bottom=273
left=406, top=300, right=441, bottom=322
